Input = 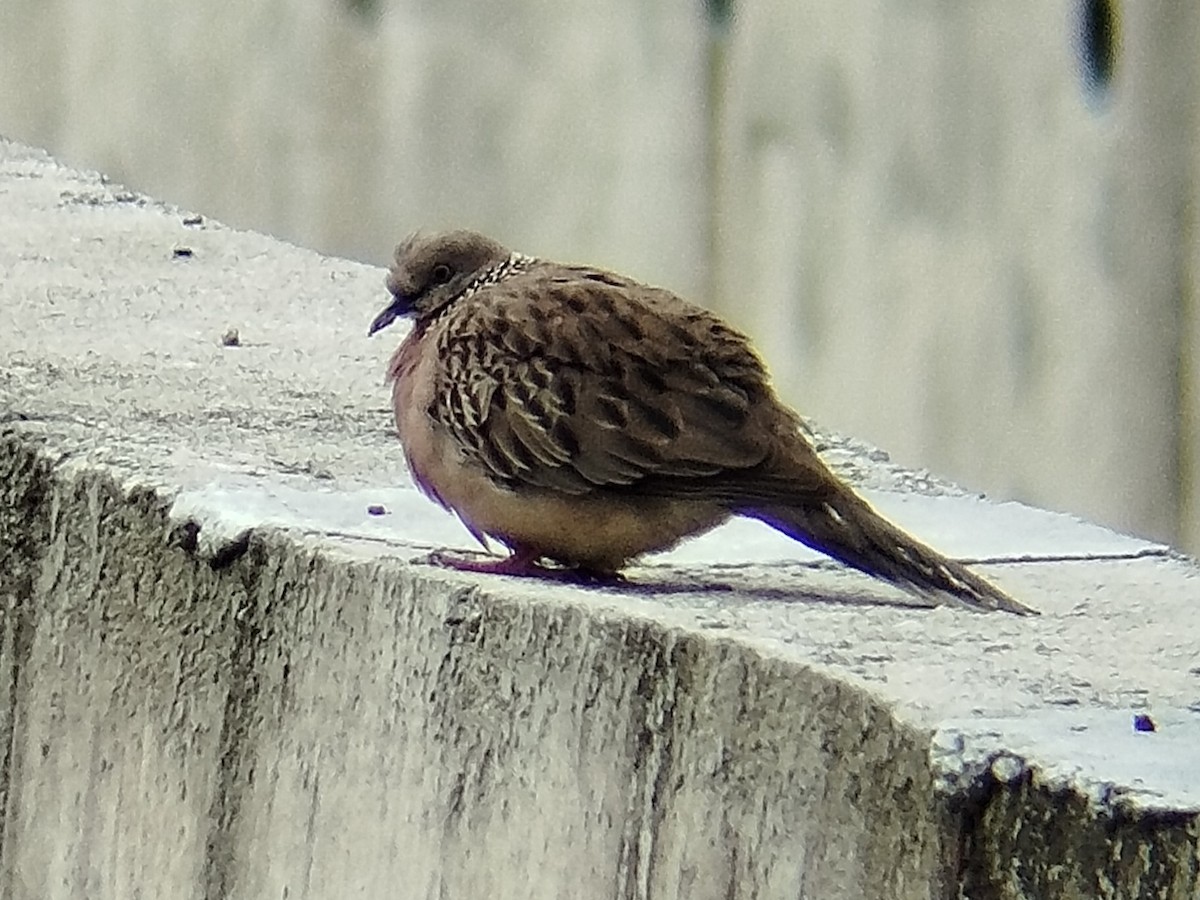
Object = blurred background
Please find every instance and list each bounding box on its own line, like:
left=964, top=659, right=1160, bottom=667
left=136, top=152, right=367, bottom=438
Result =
left=2, top=0, right=1197, bottom=550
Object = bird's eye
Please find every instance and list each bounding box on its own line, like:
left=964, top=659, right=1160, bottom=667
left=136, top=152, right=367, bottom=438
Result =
left=431, top=263, right=452, bottom=284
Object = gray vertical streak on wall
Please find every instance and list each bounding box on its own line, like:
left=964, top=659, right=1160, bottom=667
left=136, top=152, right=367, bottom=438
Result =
left=0, top=437, right=53, bottom=897
left=1186, top=27, right=1200, bottom=551
left=1156, top=1, right=1200, bottom=549
left=0, top=444, right=233, bottom=898
left=1101, top=3, right=1197, bottom=543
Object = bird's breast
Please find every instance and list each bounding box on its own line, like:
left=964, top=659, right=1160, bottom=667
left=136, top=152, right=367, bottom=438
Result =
left=388, top=332, right=454, bottom=507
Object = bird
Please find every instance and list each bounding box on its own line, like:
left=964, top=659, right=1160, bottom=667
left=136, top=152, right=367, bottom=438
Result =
left=368, top=230, right=1035, bottom=615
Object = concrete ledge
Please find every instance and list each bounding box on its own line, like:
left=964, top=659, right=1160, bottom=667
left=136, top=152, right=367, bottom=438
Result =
left=1, top=138, right=1198, bottom=898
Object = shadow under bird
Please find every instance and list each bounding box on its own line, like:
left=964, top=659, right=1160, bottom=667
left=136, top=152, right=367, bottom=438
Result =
left=368, top=230, right=1035, bottom=616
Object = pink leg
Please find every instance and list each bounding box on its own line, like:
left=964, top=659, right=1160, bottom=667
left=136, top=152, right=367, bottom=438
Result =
left=428, top=545, right=551, bottom=577
left=427, top=547, right=628, bottom=585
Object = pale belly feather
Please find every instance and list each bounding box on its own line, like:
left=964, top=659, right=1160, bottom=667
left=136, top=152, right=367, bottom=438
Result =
left=387, top=334, right=727, bottom=570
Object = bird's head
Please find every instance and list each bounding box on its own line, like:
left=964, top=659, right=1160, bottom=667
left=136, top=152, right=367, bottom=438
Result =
left=368, top=230, right=514, bottom=335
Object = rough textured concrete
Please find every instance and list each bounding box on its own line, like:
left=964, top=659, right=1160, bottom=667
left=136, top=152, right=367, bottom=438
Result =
left=2, top=140, right=1199, bottom=899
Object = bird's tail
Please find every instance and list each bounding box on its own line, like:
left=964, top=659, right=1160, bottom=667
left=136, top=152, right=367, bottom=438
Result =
left=747, top=488, right=1035, bottom=615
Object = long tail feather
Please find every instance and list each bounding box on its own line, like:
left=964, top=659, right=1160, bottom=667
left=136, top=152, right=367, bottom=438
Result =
left=748, top=489, right=1035, bottom=615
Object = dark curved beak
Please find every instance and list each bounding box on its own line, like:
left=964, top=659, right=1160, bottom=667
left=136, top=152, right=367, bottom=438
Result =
left=367, top=295, right=408, bottom=336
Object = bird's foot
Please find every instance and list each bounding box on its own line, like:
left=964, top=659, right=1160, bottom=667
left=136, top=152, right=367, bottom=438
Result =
left=426, top=549, right=629, bottom=587
left=427, top=547, right=555, bottom=577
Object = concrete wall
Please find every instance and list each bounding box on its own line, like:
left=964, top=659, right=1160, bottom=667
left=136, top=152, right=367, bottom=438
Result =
left=2, top=138, right=1200, bottom=898
left=0, top=2, right=1198, bottom=549
left=0, top=448, right=949, bottom=899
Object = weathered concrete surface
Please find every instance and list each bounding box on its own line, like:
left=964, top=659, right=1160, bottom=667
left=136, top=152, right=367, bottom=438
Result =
left=1, top=140, right=1199, bottom=899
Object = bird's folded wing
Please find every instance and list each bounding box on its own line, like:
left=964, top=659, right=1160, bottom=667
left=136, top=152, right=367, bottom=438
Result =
left=433, top=270, right=783, bottom=495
